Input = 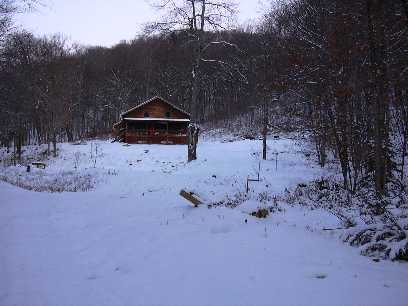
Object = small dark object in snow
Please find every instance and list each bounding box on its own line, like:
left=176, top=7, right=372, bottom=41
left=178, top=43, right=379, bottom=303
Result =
left=316, top=179, right=329, bottom=190
left=245, top=219, right=248, bottom=223
left=212, top=175, right=217, bottom=178
left=372, top=258, right=380, bottom=262
left=274, top=135, right=280, bottom=139
left=144, top=150, right=149, bottom=153
left=315, top=273, right=327, bottom=279
left=137, top=160, right=142, bottom=162
left=251, top=208, right=269, bottom=218
left=32, top=162, right=46, bottom=169
left=26, top=165, right=31, bottom=172
left=298, top=183, right=307, bottom=188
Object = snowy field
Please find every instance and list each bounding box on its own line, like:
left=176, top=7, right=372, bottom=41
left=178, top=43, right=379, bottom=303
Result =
left=1, top=137, right=407, bottom=306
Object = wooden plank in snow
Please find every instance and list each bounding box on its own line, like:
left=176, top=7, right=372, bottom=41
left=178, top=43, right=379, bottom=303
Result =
left=180, top=190, right=203, bottom=207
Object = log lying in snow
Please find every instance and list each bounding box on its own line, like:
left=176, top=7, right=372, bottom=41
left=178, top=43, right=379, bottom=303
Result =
left=180, top=190, right=204, bottom=207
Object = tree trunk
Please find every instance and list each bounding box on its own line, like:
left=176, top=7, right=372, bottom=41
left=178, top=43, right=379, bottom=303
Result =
left=53, top=131, right=57, bottom=157
left=17, top=121, right=22, bottom=162
left=13, top=137, right=16, bottom=166
left=66, top=128, right=73, bottom=142
left=367, top=0, right=389, bottom=195
left=401, top=0, right=408, bottom=28
left=401, top=126, right=408, bottom=180
left=47, top=131, right=51, bottom=157
left=262, top=100, right=268, bottom=160
left=188, top=124, right=200, bottom=162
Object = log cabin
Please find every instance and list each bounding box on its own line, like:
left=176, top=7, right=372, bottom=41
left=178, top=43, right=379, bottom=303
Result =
left=113, top=96, right=190, bottom=144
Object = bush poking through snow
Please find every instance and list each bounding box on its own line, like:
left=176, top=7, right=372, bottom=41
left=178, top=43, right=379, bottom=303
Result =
left=282, top=177, right=408, bottom=261
left=212, top=191, right=249, bottom=208
left=0, top=165, right=106, bottom=192
left=251, top=208, right=269, bottom=218
left=343, top=227, right=407, bottom=260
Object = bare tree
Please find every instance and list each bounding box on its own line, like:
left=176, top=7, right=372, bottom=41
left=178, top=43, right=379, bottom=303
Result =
left=0, top=0, right=39, bottom=44
left=146, top=0, right=240, bottom=121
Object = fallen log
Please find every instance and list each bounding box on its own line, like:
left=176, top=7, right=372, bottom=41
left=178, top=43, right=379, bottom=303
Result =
left=180, top=190, right=204, bottom=207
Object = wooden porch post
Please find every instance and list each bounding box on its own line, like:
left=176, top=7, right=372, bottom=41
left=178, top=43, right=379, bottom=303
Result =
left=166, top=122, right=169, bottom=144
left=125, top=121, right=128, bottom=143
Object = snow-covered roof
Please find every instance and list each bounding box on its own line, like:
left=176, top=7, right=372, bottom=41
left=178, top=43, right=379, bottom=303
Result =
left=123, top=117, right=190, bottom=123
left=121, top=96, right=190, bottom=118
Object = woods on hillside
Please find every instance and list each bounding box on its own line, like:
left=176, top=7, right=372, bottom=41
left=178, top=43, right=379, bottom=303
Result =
left=1, top=0, right=408, bottom=198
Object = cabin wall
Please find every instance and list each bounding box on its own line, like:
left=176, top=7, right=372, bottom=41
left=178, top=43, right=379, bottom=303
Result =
left=124, top=121, right=188, bottom=145
left=125, top=99, right=189, bottom=119
left=125, top=133, right=188, bottom=145
left=117, top=97, right=191, bottom=144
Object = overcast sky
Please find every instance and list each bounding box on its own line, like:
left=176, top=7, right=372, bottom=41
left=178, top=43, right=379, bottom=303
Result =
left=16, top=0, right=267, bottom=47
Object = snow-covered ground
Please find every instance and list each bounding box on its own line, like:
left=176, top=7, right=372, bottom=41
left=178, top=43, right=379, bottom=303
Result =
left=1, top=138, right=407, bottom=306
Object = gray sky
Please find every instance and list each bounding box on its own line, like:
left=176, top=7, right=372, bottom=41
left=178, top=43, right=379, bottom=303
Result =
left=16, top=0, right=266, bottom=47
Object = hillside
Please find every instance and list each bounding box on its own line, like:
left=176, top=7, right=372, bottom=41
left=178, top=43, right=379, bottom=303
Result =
left=1, top=136, right=407, bottom=306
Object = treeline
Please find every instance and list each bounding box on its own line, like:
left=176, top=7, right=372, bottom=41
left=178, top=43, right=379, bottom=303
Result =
left=0, top=30, right=264, bottom=149
left=1, top=0, right=408, bottom=196
left=266, top=0, right=408, bottom=196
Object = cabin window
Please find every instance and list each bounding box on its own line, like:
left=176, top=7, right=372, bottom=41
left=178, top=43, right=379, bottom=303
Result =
left=144, top=112, right=149, bottom=118
left=165, top=111, right=171, bottom=118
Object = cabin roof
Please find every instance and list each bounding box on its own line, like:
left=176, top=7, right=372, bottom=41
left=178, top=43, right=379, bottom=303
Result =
left=123, top=117, right=190, bottom=122
left=121, top=96, right=190, bottom=118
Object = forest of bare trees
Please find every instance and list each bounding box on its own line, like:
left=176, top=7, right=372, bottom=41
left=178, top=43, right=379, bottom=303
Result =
left=1, top=0, right=407, bottom=197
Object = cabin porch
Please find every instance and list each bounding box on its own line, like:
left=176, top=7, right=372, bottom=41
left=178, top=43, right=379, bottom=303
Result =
left=123, top=119, right=189, bottom=145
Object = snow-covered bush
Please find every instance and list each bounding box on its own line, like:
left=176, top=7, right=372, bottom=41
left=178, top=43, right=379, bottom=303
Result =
left=0, top=165, right=106, bottom=192
left=282, top=177, right=408, bottom=261
left=210, top=190, right=249, bottom=208
left=0, top=144, right=50, bottom=167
